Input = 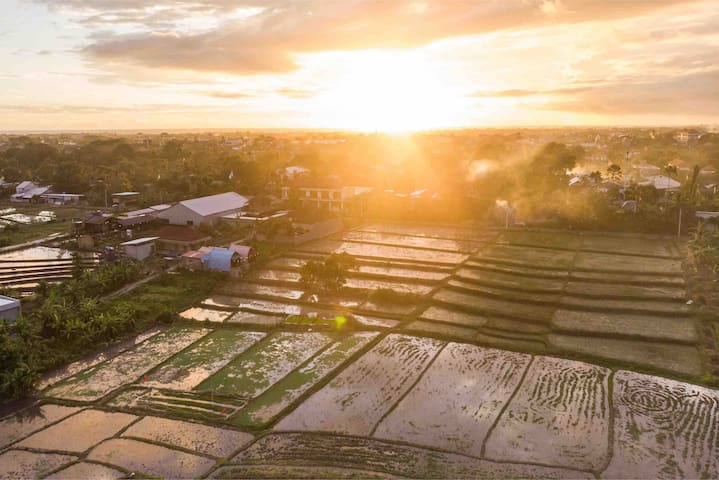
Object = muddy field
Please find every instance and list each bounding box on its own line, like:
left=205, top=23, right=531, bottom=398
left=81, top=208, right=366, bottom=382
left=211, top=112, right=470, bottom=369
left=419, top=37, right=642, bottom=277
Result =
left=1, top=224, right=717, bottom=478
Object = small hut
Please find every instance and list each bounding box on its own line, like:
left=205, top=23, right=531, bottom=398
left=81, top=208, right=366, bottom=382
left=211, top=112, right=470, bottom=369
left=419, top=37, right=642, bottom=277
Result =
left=229, top=244, right=258, bottom=264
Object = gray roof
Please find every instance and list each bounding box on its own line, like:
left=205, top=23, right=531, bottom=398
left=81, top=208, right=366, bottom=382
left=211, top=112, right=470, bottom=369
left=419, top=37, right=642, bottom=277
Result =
left=179, top=192, right=249, bottom=217
left=0, top=295, right=20, bottom=312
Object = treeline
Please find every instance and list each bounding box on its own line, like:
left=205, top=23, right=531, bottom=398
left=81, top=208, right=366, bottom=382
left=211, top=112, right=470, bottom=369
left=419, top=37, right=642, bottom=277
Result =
left=468, top=140, right=719, bottom=233
left=0, top=136, right=285, bottom=205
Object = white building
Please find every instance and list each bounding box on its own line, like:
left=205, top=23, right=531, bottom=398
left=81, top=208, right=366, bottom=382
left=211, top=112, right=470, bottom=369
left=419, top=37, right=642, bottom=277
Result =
left=158, top=192, right=250, bottom=226
left=281, top=185, right=372, bottom=212
left=41, top=193, right=84, bottom=205
left=0, top=295, right=21, bottom=322
left=282, top=166, right=310, bottom=180
left=120, top=236, right=159, bottom=260
left=11, top=181, right=52, bottom=202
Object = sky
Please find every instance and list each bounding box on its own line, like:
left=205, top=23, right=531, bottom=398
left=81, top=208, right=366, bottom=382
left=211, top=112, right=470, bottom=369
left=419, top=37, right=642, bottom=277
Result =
left=0, top=0, right=717, bottom=132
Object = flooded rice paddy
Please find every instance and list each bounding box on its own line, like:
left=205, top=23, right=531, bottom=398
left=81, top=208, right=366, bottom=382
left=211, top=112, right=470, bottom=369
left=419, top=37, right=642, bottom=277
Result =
left=2, top=225, right=717, bottom=478
left=0, top=208, right=56, bottom=226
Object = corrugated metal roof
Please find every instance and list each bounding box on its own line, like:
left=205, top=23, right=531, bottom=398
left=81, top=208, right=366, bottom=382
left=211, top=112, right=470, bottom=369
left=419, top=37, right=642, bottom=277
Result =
left=14, top=186, right=51, bottom=199
left=125, top=204, right=171, bottom=217
left=121, top=236, right=159, bottom=246
left=640, top=175, right=681, bottom=190
left=229, top=244, right=253, bottom=258
left=179, top=192, right=249, bottom=217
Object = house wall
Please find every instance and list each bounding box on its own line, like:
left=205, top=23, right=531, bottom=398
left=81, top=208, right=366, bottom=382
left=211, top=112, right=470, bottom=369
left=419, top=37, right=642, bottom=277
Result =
left=158, top=204, right=208, bottom=226
left=0, top=306, right=21, bottom=322
left=180, top=257, right=204, bottom=270
left=157, top=239, right=207, bottom=255
left=125, top=243, right=155, bottom=260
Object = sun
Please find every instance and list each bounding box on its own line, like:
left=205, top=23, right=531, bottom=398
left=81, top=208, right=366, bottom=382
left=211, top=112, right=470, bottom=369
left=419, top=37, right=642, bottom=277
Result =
left=313, top=50, right=463, bottom=132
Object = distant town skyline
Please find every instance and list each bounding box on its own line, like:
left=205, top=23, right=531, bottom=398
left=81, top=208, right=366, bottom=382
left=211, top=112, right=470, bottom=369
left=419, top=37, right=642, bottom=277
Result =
left=1, top=0, right=717, bottom=131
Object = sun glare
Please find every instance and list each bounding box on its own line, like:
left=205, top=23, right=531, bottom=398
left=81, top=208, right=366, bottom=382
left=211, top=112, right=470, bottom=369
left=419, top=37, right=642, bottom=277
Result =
left=314, top=51, right=463, bottom=133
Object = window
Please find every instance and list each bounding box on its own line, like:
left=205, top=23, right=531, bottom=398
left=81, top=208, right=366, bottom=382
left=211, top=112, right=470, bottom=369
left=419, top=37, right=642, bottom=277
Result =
left=187, top=220, right=194, bottom=226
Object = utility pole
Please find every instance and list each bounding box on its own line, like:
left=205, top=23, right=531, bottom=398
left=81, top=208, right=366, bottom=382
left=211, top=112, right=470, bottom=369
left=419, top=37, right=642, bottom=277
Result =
left=677, top=205, right=682, bottom=239
left=676, top=192, right=683, bottom=239
left=624, top=148, right=629, bottom=188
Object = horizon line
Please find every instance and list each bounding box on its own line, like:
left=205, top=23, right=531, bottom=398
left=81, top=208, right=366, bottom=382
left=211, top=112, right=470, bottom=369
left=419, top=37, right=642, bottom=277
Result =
left=1, top=123, right=717, bottom=135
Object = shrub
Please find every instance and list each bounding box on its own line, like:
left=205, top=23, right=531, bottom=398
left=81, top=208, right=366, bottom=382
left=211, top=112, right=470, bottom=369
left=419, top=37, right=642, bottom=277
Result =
left=369, top=288, right=422, bottom=305
left=690, top=222, right=719, bottom=272
left=299, top=253, right=358, bottom=294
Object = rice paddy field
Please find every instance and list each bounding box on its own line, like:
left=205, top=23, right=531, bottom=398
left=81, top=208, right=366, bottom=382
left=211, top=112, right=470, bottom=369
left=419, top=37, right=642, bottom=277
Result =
left=2, top=223, right=718, bottom=478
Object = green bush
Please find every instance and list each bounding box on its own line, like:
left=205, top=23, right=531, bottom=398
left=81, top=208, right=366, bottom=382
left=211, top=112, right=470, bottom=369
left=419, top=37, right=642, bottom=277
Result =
left=299, top=252, right=357, bottom=294
left=0, top=319, right=40, bottom=400
left=690, top=222, right=719, bottom=272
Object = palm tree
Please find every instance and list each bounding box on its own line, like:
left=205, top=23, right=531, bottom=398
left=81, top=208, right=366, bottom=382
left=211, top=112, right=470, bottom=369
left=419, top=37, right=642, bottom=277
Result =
left=686, top=164, right=701, bottom=205
left=606, top=164, right=622, bottom=184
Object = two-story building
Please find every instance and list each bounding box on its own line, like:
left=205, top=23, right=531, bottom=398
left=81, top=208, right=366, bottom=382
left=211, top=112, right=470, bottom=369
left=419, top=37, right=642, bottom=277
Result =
left=282, top=182, right=371, bottom=213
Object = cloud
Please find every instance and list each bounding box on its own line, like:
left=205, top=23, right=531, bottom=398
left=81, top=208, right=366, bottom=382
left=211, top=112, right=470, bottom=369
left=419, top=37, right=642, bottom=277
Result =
left=0, top=103, right=226, bottom=114
left=197, top=87, right=315, bottom=99
left=200, top=90, right=253, bottom=99
left=39, top=0, right=700, bottom=74
left=471, top=87, right=594, bottom=97
left=537, top=69, right=719, bottom=115
left=83, top=31, right=297, bottom=74
left=275, top=88, right=315, bottom=99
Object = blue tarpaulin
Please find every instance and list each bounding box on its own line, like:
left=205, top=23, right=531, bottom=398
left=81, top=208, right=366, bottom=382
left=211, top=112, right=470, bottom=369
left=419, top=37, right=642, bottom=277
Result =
left=202, top=247, right=235, bottom=272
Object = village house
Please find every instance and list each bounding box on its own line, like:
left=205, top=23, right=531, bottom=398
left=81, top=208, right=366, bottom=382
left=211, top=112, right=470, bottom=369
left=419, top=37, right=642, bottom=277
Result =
left=180, top=250, right=205, bottom=270
left=281, top=166, right=310, bottom=181
left=640, top=175, right=682, bottom=192
left=11, top=181, right=52, bottom=203
left=151, top=225, right=211, bottom=255
left=40, top=193, right=84, bottom=206
left=124, top=204, right=172, bottom=218
left=111, top=191, right=141, bottom=207
left=282, top=179, right=372, bottom=213
left=80, top=211, right=115, bottom=234
left=0, top=295, right=21, bottom=322
left=158, top=192, right=250, bottom=227
left=229, top=243, right=258, bottom=264
left=120, top=236, right=159, bottom=260
left=114, top=204, right=171, bottom=232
